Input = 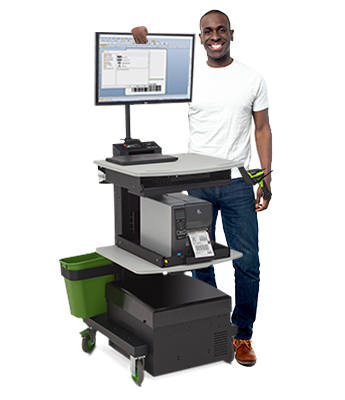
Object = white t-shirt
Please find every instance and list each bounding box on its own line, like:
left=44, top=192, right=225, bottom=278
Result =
left=188, top=60, right=269, bottom=178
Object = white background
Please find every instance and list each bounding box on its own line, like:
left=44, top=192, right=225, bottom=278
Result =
left=1, top=0, right=344, bottom=398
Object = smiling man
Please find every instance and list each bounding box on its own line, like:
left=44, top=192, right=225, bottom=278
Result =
left=199, top=10, right=233, bottom=66
left=132, top=9, right=272, bottom=367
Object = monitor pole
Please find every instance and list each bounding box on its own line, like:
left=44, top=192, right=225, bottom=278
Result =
left=124, top=104, right=140, bottom=144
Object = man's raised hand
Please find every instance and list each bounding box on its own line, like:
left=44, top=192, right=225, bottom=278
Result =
left=131, top=26, right=148, bottom=44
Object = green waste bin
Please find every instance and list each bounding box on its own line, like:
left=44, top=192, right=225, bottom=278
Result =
left=60, top=252, right=115, bottom=319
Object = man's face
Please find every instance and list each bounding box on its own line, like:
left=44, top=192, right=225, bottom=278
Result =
left=199, top=13, right=234, bottom=63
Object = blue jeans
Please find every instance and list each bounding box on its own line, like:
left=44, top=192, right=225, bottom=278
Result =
left=188, top=178, right=260, bottom=340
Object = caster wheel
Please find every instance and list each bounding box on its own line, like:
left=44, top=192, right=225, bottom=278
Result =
left=80, top=328, right=96, bottom=354
left=131, top=359, right=144, bottom=386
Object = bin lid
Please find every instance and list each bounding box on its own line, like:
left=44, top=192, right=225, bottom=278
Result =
left=60, top=252, right=111, bottom=271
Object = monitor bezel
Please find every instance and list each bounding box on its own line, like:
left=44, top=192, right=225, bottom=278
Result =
left=95, top=32, right=195, bottom=106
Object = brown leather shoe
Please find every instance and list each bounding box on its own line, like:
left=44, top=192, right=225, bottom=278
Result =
left=233, top=339, right=257, bottom=366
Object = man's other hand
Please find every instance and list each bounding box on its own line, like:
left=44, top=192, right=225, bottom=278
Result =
left=131, top=26, right=148, bottom=44
left=255, top=181, right=272, bottom=212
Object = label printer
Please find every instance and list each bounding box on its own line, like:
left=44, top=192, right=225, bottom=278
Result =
left=141, top=192, right=213, bottom=259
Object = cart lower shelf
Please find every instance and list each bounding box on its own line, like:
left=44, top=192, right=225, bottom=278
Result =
left=83, top=314, right=148, bottom=357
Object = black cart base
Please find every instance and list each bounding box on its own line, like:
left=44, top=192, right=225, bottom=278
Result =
left=83, top=273, right=237, bottom=384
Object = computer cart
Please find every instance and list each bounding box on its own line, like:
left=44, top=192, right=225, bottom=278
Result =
left=61, top=153, right=243, bottom=386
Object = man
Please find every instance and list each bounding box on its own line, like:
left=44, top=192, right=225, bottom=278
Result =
left=131, top=9, right=272, bottom=367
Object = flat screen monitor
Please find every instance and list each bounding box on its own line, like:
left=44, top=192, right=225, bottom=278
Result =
left=95, top=32, right=195, bottom=105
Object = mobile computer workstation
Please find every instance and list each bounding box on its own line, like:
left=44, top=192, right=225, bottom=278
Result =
left=60, top=32, right=244, bottom=386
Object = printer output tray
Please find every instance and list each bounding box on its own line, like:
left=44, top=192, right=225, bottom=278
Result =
left=115, top=235, right=230, bottom=268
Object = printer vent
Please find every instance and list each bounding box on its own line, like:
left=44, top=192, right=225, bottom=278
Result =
left=214, top=331, right=228, bottom=357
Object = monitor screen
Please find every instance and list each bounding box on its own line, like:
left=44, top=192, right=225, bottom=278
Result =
left=95, top=32, right=195, bottom=105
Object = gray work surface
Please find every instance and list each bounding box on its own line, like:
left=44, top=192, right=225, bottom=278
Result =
left=94, top=153, right=243, bottom=177
left=96, top=245, right=243, bottom=275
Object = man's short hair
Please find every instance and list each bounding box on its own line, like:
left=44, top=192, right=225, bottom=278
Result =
left=200, top=10, right=231, bottom=31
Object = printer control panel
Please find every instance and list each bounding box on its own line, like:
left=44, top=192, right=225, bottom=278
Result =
left=113, top=140, right=162, bottom=156
left=175, top=208, right=186, bottom=240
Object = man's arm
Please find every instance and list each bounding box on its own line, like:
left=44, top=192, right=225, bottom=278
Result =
left=253, top=108, right=272, bottom=212
left=131, top=26, right=148, bottom=43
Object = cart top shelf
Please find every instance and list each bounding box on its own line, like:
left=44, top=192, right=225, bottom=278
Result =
left=94, top=153, right=243, bottom=178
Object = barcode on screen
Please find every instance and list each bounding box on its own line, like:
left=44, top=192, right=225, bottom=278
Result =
left=131, top=84, right=162, bottom=92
